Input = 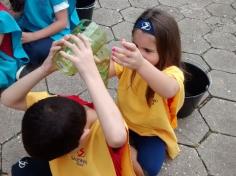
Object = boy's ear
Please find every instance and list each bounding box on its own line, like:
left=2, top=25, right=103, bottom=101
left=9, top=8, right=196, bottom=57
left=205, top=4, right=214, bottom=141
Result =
left=79, top=129, right=90, bottom=146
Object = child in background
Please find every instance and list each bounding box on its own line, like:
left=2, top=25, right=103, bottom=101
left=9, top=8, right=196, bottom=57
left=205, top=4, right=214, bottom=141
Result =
left=0, top=2, right=29, bottom=90
left=16, top=0, right=79, bottom=78
left=1, top=35, right=136, bottom=176
left=9, top=0, right=24, bottom=16
left=110, top=8, right=185, bottom=175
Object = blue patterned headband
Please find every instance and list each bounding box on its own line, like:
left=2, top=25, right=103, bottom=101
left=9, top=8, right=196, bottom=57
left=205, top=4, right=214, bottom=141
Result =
left=134, top=18, right=155, bottom=36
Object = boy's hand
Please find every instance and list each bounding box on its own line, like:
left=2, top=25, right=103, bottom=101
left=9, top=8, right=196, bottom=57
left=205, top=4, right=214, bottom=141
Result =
left=111, top=39, right=144, bottom=70
left=21, top=32, right=35, bottom=43
left=40, top=40, right=64, bottom=74
left=59, top=34, right=97, bottom=76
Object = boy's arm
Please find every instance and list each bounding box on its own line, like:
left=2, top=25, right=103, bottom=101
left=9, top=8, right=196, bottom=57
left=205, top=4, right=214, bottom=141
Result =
left=22, top=9, right=68, bottom=43
left=1, top=67, right=49, bottom=110
left=85, top=61, right=127, bottom=148
left=60, top=34, right=127, bottom=148
left=0, top=40, right=63, bottom=110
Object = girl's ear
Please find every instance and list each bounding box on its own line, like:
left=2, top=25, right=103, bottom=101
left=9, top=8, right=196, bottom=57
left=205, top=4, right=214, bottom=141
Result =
left=79, top=129, right=90, bottom=146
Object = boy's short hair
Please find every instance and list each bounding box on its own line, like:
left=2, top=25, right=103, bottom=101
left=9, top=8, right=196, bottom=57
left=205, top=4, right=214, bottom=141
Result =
left=22, top=96, right=86, bottom=161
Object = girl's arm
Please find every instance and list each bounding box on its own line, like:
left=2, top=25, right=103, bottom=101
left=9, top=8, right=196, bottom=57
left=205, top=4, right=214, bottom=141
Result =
left=0, top=34, right=4, bottom=46
left=137, top=59, right=180, bottom=98
left=112, top=40, right=179, bottom=98
left=22, top=9, right=68, bottom=43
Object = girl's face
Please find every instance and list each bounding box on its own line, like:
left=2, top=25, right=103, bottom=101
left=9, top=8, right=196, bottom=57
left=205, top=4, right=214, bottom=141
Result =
left=133, top=29, right=159, bottom=66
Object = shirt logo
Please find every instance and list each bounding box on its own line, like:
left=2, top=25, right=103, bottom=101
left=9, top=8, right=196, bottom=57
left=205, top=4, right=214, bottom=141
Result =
left=71, top=148, right=87, bottom=166
left=18, top=160, right=28, bottom=168
left=77, top=148, right=85, bottom=157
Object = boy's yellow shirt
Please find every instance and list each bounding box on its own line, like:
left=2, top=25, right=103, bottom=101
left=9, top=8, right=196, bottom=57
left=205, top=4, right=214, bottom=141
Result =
left=115, top=64, right=185, bottom=159
left=50, top=120, right=135, bottom=176
left=26, top=92, right=135, bottom=176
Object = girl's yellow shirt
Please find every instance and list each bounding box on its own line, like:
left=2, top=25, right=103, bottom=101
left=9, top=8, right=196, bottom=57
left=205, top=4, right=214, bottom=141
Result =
left=115, top=64, right=185, bottom=159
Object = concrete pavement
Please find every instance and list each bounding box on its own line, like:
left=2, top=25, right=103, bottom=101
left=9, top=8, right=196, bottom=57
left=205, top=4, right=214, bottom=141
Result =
left=0, top=0, right=236, bottom=175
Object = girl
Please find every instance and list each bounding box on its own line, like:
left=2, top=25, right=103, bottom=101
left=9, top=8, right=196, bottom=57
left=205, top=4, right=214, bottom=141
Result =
left=110, top=8, right=185, bottom=176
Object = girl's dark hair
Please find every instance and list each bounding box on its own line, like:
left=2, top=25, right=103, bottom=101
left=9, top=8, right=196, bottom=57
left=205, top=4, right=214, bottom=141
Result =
left=9, top=0, right=24, bottom=12
left=132, top=8, right=182, bottom=104
left=22, top=96, right=86, bottom=161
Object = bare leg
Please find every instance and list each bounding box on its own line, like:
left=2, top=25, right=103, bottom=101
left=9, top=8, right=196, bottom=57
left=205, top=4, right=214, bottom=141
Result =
left=130, top=146, right=145, bottom=176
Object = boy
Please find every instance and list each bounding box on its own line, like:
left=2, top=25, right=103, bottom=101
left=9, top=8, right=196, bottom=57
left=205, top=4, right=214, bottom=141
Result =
left=1, top=35, right=136, bottom=176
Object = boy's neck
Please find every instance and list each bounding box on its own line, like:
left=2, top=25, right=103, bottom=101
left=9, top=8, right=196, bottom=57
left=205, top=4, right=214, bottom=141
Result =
left=78, top=108, right=97, bottom=147
left=85, top=108, right=97, bottom=129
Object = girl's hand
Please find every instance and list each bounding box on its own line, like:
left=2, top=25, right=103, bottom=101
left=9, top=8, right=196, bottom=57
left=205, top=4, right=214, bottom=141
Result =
left=59, top=34, right=97, bottom=76
left=40, top=40, right=64, bottom=74
left=111, top=39, right=144, bottom=70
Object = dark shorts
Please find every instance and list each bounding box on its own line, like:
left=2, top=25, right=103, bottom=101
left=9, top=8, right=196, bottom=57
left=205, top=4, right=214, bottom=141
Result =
left=129, top=130, right=166, bottom=176
left=23, top=37, right=53, bottom=67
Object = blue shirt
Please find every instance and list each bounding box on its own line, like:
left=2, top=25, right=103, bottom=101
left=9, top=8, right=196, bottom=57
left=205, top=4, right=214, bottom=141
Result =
left=0, top=11, right=29, bottom=63
left=0, top=11, right=29, bottom=88
left=18, top=0, right=80, bottom=40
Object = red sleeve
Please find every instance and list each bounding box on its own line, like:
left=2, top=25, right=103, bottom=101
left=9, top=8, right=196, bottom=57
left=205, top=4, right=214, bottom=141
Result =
left=0, top=3, right=13, bottom=57
left=108, top=146, right=126, bottom=176
left=63, top=95, right=94, bottom=109
left=0, top=34, right=13, bottom=57
left=0, top=2, right=9, bottom=11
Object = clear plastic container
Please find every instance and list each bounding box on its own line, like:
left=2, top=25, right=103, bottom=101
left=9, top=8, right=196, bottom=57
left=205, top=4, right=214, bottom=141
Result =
left=53, top=20, right=110, bottom=86
left=94, top=45, right=110, bottom=86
